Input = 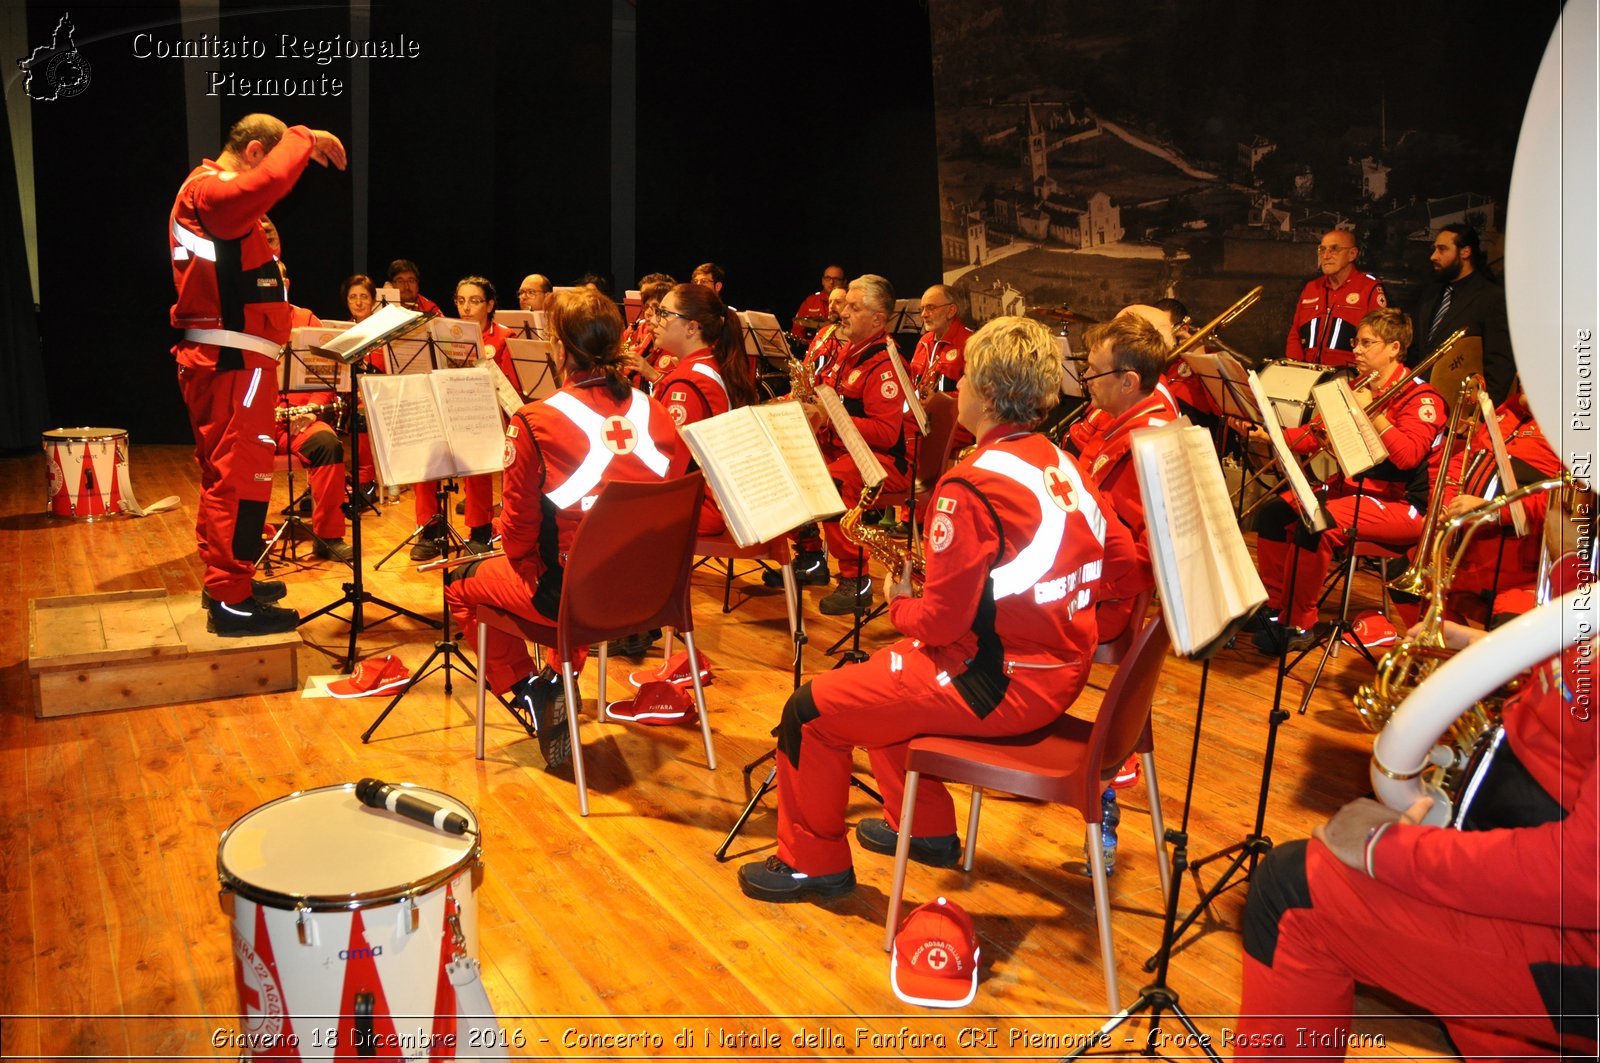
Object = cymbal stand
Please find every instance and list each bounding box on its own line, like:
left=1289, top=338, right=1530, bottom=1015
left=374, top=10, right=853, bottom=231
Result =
left=299, top=362, right=439, bottom=672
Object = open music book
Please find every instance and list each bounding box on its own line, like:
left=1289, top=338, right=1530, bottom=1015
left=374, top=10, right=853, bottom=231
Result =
left=359, top=366, right=506, bottom=488
left=884, top=341, right=928, bottom=436
left=1247, top=371, right=1332, bottom=533
left=310, top=304, right=424, bottom=365
left=679, top=401, right=847, bottom=547
left=1311, top=378, right=1388, bottom=479
left=1132, top=419, right=1268, bottom=658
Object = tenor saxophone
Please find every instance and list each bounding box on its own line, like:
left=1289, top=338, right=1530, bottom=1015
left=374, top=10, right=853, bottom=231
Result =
left=840, top=481, right=925, bottom=584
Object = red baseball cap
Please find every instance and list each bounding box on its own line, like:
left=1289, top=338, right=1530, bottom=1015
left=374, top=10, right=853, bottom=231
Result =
left=890, top=896, right=980, bottom=1008
left=627, top=648, right=713, bottom=690
left=328, top=655, right=410, bottom=698
left=605, top=681, right=698, bottom=726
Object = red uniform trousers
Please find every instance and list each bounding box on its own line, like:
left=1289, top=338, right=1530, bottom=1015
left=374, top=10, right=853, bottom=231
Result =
left=444, top=554, right=561, bottom=692
left=179, top=361, right=279, bottom=603
left=1235, top=839, right=1582, bottom=1060
left=279, top=419, right=347, bottom=540
left=820, top=453, right=911, bottom=580
left=1257, top=490, right=1421, bottom=631
left=415, top=473, right=493, bottom=530
left=776, top=636, right=1079, bottom=876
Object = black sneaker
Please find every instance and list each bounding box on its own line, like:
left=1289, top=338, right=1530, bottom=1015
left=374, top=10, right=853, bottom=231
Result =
left=737, top=856, right=856, bottom=903
left=201, top=578, right=287, bottom=609
left=314, top=538, right=354, bottom=563
left=507, top=668, right=571, bottom=770
left=819, top=577, right=873, bottom=616
left=206, top=595, right=299, bottom=637
left=607, top=628, right=661, bottom=660
left=764, top=550, right=829, bottom=588
left=461, top=538, right=495, bottom=557
left=855, top=817, right=961, bottom=868
left=1253, top=621, right=1317, bottom=656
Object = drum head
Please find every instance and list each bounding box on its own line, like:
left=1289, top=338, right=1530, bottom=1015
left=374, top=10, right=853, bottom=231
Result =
left=217, top=783, right=478, bottom=910
left=42, top=427, right=127, bottom=442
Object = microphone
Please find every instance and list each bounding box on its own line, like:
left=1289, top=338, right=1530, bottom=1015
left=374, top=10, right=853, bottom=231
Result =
left=354, top=778, right=474, bottom=836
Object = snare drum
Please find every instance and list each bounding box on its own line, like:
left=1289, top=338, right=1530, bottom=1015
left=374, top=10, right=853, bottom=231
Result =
left=1258, top=360, right=1341, bottom=428
left=217, top=784, right=484, bottom=1061
left=42, top=427, right=128, bottom=520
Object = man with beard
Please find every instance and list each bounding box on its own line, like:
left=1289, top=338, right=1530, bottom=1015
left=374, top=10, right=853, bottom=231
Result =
left=1409, top=223, right=1514, bottom=405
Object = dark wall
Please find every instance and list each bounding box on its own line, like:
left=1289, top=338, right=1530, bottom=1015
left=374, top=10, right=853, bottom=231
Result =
left=635, top=0, right=943, bottom=316
left=20, top=1, right=940, bottom=443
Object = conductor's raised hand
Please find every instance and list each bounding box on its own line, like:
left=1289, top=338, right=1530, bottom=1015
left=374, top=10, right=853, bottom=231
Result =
left=307, top=130, right=348, bottom=170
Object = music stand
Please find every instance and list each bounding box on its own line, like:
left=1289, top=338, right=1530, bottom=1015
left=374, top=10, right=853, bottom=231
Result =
left=258, top=344, right=331, bottom=570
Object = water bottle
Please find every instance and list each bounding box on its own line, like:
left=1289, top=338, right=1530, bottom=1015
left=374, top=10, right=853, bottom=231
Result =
left=1098, top=786, right=1121, bottom=875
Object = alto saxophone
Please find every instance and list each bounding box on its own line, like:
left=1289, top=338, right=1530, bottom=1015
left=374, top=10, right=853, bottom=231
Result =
left=840, top=481, right=925, bottom=584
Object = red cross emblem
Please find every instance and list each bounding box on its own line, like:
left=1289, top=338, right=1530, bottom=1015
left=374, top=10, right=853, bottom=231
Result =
left=928, top=512, right=955, bottom=553
left=925, top=945, right=950, bottom=971
left=602, top=416, right=637, bottom=455
left=1044, top=465, right=1079, bottom=512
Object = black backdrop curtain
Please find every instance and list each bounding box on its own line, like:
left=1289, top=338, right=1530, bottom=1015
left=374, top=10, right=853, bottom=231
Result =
left=0, top=55, right=49, bottom=452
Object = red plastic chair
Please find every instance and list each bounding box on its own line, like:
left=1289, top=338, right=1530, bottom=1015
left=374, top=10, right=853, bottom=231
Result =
left=472, top=473, right=713, bottom=816
left=879, top=614, right=1173, bottom=1013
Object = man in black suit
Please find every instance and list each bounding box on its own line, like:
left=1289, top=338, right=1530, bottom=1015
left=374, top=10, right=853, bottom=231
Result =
left=1409, top=223, right=1515, bottom=405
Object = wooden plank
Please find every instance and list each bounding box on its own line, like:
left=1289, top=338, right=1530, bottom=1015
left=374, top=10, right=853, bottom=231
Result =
left=33, top=642, right=300, bottom=717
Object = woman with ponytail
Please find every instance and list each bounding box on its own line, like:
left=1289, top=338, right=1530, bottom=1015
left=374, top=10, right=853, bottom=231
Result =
left=443, top=287, right=687, bottom=768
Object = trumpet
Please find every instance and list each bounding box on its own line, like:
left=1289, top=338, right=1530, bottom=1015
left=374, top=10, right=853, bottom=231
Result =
left=840, top=480, right=924, bottom=585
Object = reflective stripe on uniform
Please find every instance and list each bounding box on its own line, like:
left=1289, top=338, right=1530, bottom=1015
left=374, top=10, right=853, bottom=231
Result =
left=541, top=390, right=671, bottom=510
left=974, top=445, right=1104, bottom=600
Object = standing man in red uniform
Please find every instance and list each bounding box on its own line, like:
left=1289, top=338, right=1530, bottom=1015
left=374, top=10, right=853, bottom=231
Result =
left=1253, top=308, right=1444, bottom=654
left=790, top=264, right=847, bottom=341
left=738, top=316, right=1112, bottom=902
left=168, top=113, right=345, bottom=635
left=1285, top=229, right=1387, bottom=369
left=445, top=289, right=687, bottom=768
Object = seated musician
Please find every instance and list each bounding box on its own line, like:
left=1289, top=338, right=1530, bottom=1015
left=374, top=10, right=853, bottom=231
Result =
left=387, top=258, right=442, bottom=315
left=763, top=274, right=911, bottom=615
left=801, top=287, right=849, bottom=381
left=1251, top=308, right=1444, bottom=655
left=339, top=273, right=384, bottom=504
left=412, top=276, right=519, bottom=559
left=443, top=288, right=688, bottom=769
left=621, top=272, right=678, bottom=389
left=790, top=263, right=847, bottom=341
left=1431, top=386, right=1563, bottom=628
left=650, top=282, right=758, bottom=534
left=1064, top=304, right=1180, bottom=460
left=517, top=273, right=553, bottom=313
left=1235, top=483, right=1597, bottom=1059
left=909, top=284, right=972, bottom=395
left=738, top=316, right=1120, bottom=902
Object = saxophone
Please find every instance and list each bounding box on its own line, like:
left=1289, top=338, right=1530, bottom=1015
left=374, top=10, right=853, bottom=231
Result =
left=915, top=340, right=946, bottom=403
left=839, top=481, right=925, bottom=584
left=788, top=324, right=832, bottom=402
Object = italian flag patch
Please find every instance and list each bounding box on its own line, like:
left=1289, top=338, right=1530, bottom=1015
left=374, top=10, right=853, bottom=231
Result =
left=935, top=496, right=957, bottom=514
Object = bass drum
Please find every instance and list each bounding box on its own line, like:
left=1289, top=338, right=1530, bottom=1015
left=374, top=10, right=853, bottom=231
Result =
left=217, top=783, right=494, bottom=1060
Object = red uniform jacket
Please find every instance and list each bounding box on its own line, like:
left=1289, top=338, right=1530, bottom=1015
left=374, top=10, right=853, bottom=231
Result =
left=1287, top=370, right=1444, bottom=509
left=169, top=126, right=314, bottom=369
left=497, top=377, right=688, bottom=614
left=909, top=318, right=973, bottom=394
left=656, top=349, right=731, bottom=428
left=820, top=332, right=907, bottom=476
left=791, top=291, right=830, bottom=339
left=891, top=428, right=1109, bottom=712
left=1285, top=270, right=1387, bottom=369
left=1078, top=392, right=1174, bottom=581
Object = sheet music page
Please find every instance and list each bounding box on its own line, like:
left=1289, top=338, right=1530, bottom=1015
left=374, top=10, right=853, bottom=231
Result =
left=359, top=372, right=455, bottom=486
left=1131, top=422, right=1206, bottom=653
left=885, top=340, right=928, bottom=436
left=760, top=402, right=847, bottom=519
left=1179, top=425, right=1267, bottom=620
left=1248, top=371, right=1322, bottom=517
left=483, top=359, right=525, bottom=418
left=1478, top=388, right=1529, bottom=535
left=1312, top=379, right=1381, bottom=479
left=430, top=318, right=483, bottom=369
left=385, top=336, right=434, bottom=375
left=287, top=329, right=352, bottom=391
left=431, top=367, right=507, bottom=477
left=680, top=407, right=813, bottom=546
left=314, top=303, right=422, bottom=363
left=814, top=385, right=888, bottom=489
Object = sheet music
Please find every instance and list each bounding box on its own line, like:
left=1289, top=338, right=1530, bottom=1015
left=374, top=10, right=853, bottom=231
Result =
left=286, top=328, right=352, bottom=391
left=762, top=401, right=842, bottom=515
left=814, top=385, right=888, bottom=489
left=431, top=367, right=507, bottom=476
left=1183, top=349, right=1259, bottom=421
left=1247, top=371, right=1323, bottom=521
left=430, top=317, right=483, bottom=368
left=739, top=311, right=791, bottom=362
left=506, top=337, right=560, bottom=400
left=1478, top=388, right=1529, bottom=536
left=311, top=303, right=422, bottom=364
left=484, top=359, right=525, bottom=418
left=885, top=341, right=928, bottom=436
left=359, top=373, right=453, bottom=485
left=1311, top=378, right=1386, bottom=479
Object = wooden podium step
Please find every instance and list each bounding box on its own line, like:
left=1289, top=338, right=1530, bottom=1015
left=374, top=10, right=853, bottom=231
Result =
left=27, top=588, right=302, bottom=718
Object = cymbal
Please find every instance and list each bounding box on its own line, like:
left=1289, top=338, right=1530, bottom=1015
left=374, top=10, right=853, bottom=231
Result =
left=1025, top=305, right=1098, bottom=326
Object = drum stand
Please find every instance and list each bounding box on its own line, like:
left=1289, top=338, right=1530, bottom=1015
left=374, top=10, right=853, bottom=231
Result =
left=300, top=364, right=438, bottom=673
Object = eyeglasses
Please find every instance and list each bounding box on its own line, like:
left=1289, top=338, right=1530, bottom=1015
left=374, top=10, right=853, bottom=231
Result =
left=823, top=274, right=846, bottom=283
left=654, top=306, right=692, bottom=323
left=919, top=302, right=952, bottom=314
left=455, top=295, right=487, bottom=306
left=517, top=288, right=545, bottom=297
left=1080, top=367, right=1126, bottom=384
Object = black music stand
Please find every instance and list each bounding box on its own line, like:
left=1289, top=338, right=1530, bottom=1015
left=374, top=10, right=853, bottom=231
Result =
left=298, top=358, right=438, bottom=672
left=260, top=343, right=350, bottom=570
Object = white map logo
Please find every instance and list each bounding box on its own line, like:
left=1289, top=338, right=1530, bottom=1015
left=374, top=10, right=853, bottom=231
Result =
left=17, top=13, right=92, bottom=101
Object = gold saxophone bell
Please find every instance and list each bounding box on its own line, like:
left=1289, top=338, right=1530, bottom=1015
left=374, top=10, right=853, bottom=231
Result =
left=840, top=481, right=925, bottom=585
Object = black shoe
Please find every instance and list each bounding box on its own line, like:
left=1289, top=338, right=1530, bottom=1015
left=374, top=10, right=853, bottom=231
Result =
left=1253, top=621, right=1316, bottom=656
left=764, top=550, right=829, bottom=588
left=356, top=482, right=379, bottom=507
left=737, top=856, right=856, bottom=903
left=206, top=595, right=299, bottom=637
left=819, top=577, right=873, bottom=616
left=313, top=538, right=354, bottom=563
left=507, top=668, right=571, bottom=770
left=855, top=818, right=961, bottom=868
left=280, top=491, right=312, bottom=517
left=455, top=499, right=467, bottom=515
left=462, top=538, right=495, bottom=557
left=607, top=628, right=661, bottom=659
left=409, top=518, right=448, bottom=562
left=201, top=579, right=286, bottom=608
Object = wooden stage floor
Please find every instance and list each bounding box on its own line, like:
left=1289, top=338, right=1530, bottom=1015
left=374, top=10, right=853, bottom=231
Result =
left=0, top=444, right=1451, bottom=1060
